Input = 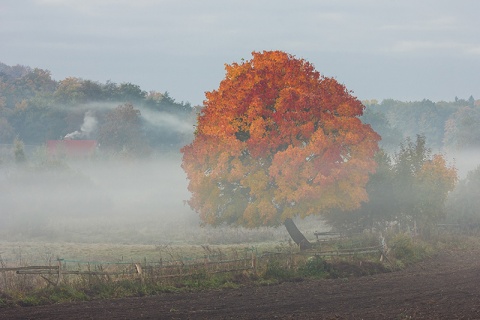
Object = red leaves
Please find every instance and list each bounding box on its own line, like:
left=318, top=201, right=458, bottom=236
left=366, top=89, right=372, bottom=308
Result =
left=182, top=51, right=380, bottom=227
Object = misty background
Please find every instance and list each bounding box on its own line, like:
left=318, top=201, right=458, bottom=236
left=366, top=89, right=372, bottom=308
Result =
left=1, top=61, right=480, bottom=247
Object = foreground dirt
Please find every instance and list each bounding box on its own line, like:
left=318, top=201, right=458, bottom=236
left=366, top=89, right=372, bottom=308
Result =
left=1, top=250, right=480, bottom=319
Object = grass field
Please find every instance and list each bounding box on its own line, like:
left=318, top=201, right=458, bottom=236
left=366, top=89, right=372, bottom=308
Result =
left=0, top=214, right=331, bottom=266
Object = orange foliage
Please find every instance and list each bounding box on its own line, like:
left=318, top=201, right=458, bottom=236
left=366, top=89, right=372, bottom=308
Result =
left=417, top=154, right=457, bottom=203
left=182, top=51, right=380, bottom=227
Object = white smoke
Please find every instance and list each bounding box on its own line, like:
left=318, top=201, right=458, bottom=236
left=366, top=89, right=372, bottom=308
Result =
left=65, top=110, right=98, bottom=139
left=140, top=108, right=195, bottom=135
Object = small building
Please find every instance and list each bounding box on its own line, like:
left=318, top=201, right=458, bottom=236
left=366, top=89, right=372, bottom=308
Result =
left=46, top=140, right=97, bottom=159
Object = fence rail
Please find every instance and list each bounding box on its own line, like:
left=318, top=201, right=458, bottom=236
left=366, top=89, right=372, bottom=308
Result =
left=0, top=266, right=58, bottom=272
left=308, top=245, right=383, bottom=257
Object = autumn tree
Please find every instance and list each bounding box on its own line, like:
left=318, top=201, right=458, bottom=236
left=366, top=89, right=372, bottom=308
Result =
left=181, top=51, right=380, bottom=248
left=54, top=77, right=86, bottom=105
left=98, top=103, right=150, bottom=157
left=20, top=68, right=56, bottom=95
left=415, top=154, right=457, bottom=233
left=393, top=135, right=457, bottom=235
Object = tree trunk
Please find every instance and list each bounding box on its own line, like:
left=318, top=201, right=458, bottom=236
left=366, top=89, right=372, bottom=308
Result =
left=284, top=218, right=313, bottom=250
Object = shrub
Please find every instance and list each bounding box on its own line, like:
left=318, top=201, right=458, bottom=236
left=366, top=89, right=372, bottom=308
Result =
left=263, top=258, right=295, bottom=281
left=390, top=233, right=432, bottom=264
left=297, top=256, right=329, bottom=278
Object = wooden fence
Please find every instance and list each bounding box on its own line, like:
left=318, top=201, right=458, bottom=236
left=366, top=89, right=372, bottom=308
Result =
left=0, top=253, right=257, bottom=286
left=0, top=240, right=389, bottom=286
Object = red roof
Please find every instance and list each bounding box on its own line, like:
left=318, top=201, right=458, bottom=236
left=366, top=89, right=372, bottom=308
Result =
left=46, top=140, right=97, bottom=158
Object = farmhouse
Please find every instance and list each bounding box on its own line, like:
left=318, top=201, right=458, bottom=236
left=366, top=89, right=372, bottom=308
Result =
left=46, top=140, right=97, bottom=159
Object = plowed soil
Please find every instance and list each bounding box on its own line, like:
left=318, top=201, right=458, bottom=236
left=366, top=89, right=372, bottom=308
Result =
left=1, top=249, right=480, bottom=319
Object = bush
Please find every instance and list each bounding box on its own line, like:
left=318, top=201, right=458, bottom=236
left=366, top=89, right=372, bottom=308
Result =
left=263, top=258, right=295, bottom=281
left=390, top=233, right=432, bottom=264
left=297, top=257, right=329, bottom=278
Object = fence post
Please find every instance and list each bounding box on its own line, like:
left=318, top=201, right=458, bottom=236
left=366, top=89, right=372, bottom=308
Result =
left=56, top=258, right=63, bottom=286
left=379, top=233, right=386, bottom=261
left=159, top=258, right=163, bottom=277
left=251, top=252, right=257, bottom=274
left=378, top=233, right=395, bottom=268
left=135, top=263, right=144, bottom=285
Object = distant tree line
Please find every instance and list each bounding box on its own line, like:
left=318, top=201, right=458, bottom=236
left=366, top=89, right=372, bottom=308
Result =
left=2, top=61, right=479, bottom=157
left=361, top=97, right=480, bottom=152
left=0, top=62, right=196, bottom=157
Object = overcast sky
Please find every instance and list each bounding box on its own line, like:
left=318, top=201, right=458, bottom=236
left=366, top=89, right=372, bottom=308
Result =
left=1, top=0, right=479, bottom=106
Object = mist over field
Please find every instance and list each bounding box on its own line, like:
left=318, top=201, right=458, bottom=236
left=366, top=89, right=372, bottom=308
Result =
left=0, top=153, right=296, bottom=247
left=445, top=149, right=480, bottom=179
left=1, top=143, right=477, bottom=251
left=0, top=155, right=183, bottom=237
left=1, top=145, right=478, bottom=244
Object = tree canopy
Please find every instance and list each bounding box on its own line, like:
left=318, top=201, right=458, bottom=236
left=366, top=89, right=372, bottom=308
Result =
left=98, top=103, right=150, bottom=156
left=181, top=51, right=380, bottom=228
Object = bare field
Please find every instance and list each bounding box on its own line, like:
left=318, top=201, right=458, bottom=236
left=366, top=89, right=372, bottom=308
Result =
left=1, top=249, right=480, bottom=319
left=0, top=239, right=289, bottom=266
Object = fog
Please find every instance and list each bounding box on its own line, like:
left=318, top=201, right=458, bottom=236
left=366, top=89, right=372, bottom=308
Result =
left=2, top=145, right=476, bottom=243
left=140, top=108, right=195, bottom=136
left=1, top=99, right=478, bottom=248
left=62, top=101, right=196, bottom=135
left=0, top=152, right=297, bottom=246
left=445, top=148, right=480, bottom=179
left=0, top=155, right=181, bottom=239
